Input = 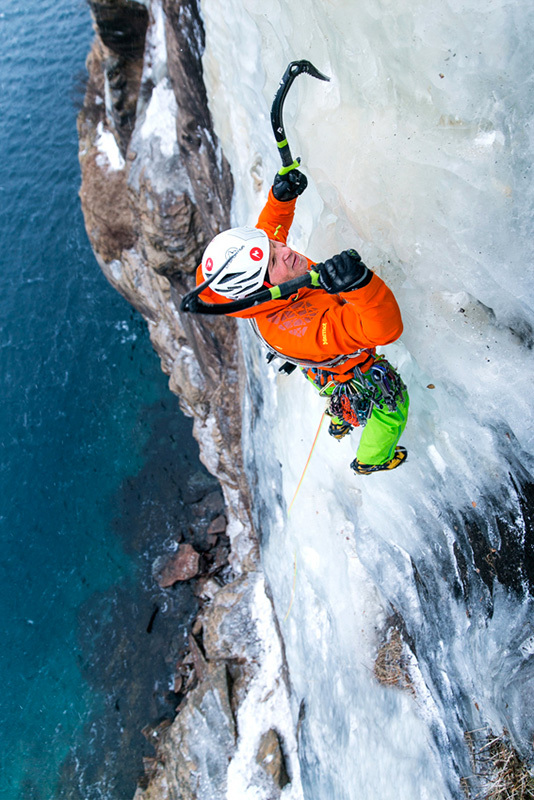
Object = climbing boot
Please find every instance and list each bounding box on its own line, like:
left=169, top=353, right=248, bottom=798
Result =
left=351, top=446, right=407, bottom=475
left=328, top=418, right=353, bottom=440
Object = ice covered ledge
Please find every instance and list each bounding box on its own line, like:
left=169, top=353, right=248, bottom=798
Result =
left=78, top=1, right=301, bottom=798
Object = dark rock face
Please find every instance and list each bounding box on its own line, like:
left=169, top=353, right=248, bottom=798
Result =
left=89, top=0, right=149, bottom=60
left=77, top=2, right=272, bottom=798
left=88, top=0, right=148, bottom=149
left=163, top=0, right=232, bottom=238
left=78, top=0, right=254, bottom=530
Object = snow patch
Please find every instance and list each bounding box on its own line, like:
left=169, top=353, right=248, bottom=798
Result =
left=108, top=259, right=122, bottom=281
left=427, top=444, right=447, bottom=476
left=143, top=0, right=168, bottom=87
left=140, top=79, right=178, bottom=158
left=95, top=122, right=124, bottom=171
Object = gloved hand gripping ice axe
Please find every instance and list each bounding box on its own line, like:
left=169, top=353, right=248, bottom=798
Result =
left=271, top=60, right=330, bottom=175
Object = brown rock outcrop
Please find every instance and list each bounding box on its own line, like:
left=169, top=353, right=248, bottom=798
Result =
left=207, top=515, right=227, bottom=535
left=155, top=543, right=200, bottom=586
left=256, top=729, right=291, bottom=793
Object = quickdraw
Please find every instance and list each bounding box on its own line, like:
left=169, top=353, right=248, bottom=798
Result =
left=368, top=359, right=406, bottom=412
left=309, top=358, right=407, bottom=428
left=329, top=377, right=375, bottom=427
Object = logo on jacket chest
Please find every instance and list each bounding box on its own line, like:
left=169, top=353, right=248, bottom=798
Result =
left=266, top=300, right=319, bottom=338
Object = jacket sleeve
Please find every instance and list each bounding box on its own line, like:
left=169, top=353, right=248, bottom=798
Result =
left=324, top=274, right=404, bottom=351
left=256, top=188, right=297, bottom=243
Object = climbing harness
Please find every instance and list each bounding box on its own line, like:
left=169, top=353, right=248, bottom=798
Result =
left=249, top=318, right=372, bottom=373
left=308, top=358, right=407, bottom=429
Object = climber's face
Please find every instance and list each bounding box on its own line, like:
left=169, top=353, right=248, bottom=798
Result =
left=267, top=239, right=309, bottom=285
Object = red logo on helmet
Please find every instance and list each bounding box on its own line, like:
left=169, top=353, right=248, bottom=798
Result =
left=250, top=247, right=264, bottom=262
left=205, top=257, right=213, bottom=273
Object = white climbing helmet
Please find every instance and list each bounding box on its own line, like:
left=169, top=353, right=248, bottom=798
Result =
left=201, top=226, right=270, bottom=299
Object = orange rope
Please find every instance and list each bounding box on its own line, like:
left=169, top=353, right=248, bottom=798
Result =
left=284, top=411, right=325, bottom=622
left=287, top=411, right=326, bottom=516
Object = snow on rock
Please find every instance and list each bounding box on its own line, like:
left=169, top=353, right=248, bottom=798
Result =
left=136, top=0, right=179, bottom=158
left=139, top=79, right=180, bottom=159
left=127, top=0, right=190, bottom=197
left=208, top=573, right=304, bottom=800
left=95, top=121, right=125, bottom=171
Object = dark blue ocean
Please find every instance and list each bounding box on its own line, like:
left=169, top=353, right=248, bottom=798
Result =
left=0, top=1, right=214, bottom=797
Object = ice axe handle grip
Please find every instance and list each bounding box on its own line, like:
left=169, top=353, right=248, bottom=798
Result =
left=271, top=268, right=320, bottom=300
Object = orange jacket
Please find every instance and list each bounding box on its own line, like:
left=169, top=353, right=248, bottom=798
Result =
left=196, top=189, right=403, bottom=378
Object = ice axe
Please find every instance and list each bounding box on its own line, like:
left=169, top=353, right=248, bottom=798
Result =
left=181, top=60, right=329, bottom=315
left=271, top=59, right=330, bottom=175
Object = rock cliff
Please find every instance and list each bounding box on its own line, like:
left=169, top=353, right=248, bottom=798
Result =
left=78, top=1, right=296, bottom=797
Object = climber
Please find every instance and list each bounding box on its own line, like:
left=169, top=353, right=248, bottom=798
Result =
left=195, top=169, right=409, bottom=475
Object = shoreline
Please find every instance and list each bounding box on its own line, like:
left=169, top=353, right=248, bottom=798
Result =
left=57, top=392, right=232, bottom=798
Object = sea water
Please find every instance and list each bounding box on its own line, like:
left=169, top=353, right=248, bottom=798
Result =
left=0, top=1, right=204, bottom=797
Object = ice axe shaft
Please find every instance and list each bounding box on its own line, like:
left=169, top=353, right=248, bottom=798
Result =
left=271, top=60, right=330, bottom=174
left=181, top=268, right=321, bottom=315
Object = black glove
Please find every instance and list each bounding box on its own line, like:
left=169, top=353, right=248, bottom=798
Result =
left=272, top=169, right=308, bottom=202
left=317, top=249, right=372, bottom=294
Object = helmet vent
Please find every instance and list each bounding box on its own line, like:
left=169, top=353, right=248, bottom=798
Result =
left=201, top=226, right=269, bottom=298
left=219, top=270, right=246, bottom=285
left=246, top=267, right=263, bottom=283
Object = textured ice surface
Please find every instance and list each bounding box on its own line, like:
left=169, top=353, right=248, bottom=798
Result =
left=199, top=0, right=534, bottom=798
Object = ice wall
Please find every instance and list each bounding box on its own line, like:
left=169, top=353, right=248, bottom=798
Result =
left=200, top=0, right=534, bottom=798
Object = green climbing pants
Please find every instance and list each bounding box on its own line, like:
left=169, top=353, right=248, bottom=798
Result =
left=356, top=391, right=409, bottom=465
left=304, top=360, right=409, bottom=466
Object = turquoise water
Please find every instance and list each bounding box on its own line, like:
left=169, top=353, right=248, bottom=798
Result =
left=0, top=1, right=203, bottom=797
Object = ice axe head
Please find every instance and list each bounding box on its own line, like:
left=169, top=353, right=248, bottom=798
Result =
left=286, top=60, right=330, bottom=83
left=271, top=59, right=330, bottom=173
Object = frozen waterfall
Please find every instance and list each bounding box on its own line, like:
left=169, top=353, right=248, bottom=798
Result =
left=197, top=0, right=534, bottom=798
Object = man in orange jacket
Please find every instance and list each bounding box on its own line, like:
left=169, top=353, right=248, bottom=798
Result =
left=196, top=169, right=409, bottom=474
